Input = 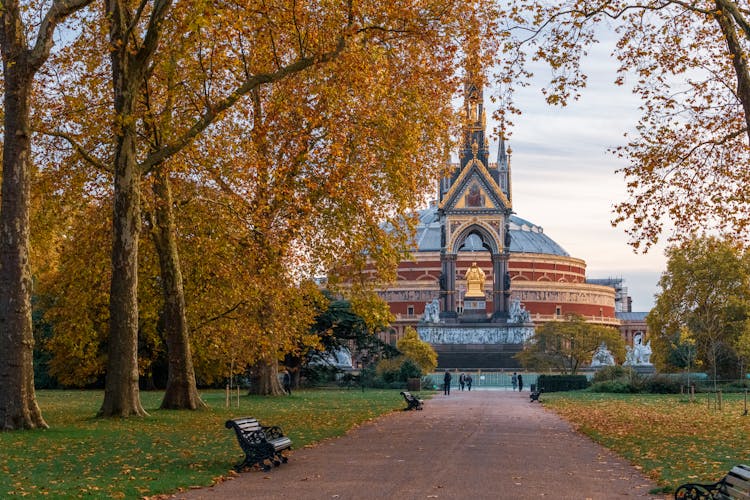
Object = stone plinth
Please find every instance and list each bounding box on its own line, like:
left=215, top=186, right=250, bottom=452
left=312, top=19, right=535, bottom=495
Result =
left=417, top=322, right=534, bottom=369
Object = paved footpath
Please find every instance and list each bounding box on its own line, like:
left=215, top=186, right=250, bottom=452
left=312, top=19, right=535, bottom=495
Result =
left=173, top=390, right=666, bottom=500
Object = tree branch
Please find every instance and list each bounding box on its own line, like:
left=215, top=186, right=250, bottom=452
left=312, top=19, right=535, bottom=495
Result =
left=40, top=129, right=112, bottom=173
left=29, top=0, right=97, bottom=70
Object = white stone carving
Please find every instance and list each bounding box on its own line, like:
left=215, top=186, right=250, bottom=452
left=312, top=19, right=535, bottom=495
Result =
left=508, top=296, right=531, bottom=324
left=422, top=298, right=440, bottom=323
left=417, top=325, right=534, bottom=345
left=623, top=333, right=653, bottom=366
left=591, top=342, right=615, bottom=367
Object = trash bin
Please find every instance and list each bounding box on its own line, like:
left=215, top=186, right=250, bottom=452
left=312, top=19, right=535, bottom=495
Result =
left=530, top=383, right=536, bottom=392
left=407, top=378, right=421, bottom=391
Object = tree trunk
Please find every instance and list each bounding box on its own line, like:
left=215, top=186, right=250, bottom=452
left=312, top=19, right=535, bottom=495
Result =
left=98, top=0, right=147, bottom=417
left=0, top=64, right=48, bottom=430
left=248, top=357, right=285, bottom=396
left=98, top=121, right=147, bottom=417
left=150, top=171, right=205, bottom=410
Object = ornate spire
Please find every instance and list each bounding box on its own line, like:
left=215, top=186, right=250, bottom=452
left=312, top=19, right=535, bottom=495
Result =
left=460, top=42, right=489, bottom=170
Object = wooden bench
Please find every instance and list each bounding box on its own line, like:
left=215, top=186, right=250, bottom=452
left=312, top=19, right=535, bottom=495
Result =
left=675, top=464, right=750, bottom=499
left=225, top=417, right=292, bottom=472
left=529, top=388, right=542, bottom=403
left=400, top=391, right=424, bottom=410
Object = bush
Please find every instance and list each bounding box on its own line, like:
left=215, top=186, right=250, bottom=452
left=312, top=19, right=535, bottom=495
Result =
left=642, top=374, right=683, bottom=394
left=592, top=365, right=634, bottom=384
left=589, top=380, right=637, bottom=393
left=537, top=374, right=589, bottom=392
left=399, top=359, right=421, bottom=381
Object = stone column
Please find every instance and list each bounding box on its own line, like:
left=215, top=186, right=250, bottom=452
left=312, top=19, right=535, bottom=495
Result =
left=491, top=253, right=509, bottom=321
left=440, top=253, right=458, bottom=320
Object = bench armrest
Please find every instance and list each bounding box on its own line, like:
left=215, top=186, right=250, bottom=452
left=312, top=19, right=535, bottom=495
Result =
left=674, top=480, right=725, bottom=499
left=262, top=425, right=286, bottom=440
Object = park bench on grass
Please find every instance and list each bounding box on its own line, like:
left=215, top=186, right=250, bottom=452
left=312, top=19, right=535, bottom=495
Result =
left=529, top=388, right=543, bottom=403
left=225, top=417, right=292, bottom=472
left=674, top=464, right=750, bottom=499
left=400, top=391, right=424, bottom=410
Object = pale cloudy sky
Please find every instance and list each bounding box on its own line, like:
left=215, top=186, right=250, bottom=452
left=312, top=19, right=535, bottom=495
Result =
left=489, top=34, right=667, bottom=312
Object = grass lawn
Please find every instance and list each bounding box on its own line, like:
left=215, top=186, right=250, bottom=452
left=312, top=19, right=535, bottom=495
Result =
left=0, top=389, right=406, bottom=498
left=543, top=391, right=750, bottom=492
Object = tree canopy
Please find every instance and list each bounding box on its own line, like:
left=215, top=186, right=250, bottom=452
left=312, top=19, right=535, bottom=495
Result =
left=517, top=315, right=625, bottom=374
left=509, top=1, right=750, bottom=250
left=647, top=236, right=750, bottom=382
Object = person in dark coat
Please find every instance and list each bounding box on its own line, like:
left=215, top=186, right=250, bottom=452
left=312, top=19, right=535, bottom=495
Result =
left=443, top=370, right=452, bottom=395
left=459, top=373, right=466, bottom=391
left=282, top=370, right=292, bottom=395
left=517, top=373, right=524, bottom=392
left=466, top=374, right=473, bottom=391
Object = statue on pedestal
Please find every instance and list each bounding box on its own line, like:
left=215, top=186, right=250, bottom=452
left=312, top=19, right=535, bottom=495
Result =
left=508, top=296, right=530, bottom=323
left=591, top=342, right=615, bottom=367
left=464, top=262, right=486, bottom=298
left=422, top=299, right=440, bottom=323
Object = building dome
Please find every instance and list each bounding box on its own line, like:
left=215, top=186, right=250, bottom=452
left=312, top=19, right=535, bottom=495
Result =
left=414, top=207, right=568, bottom=257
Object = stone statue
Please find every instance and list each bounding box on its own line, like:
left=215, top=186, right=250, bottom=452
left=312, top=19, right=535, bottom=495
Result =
left=632, top=333, right=653, bottom=365
left=508, top=296, right=530, bottom=324
left=623, top=333, right=653, bottom=366
left=624, top=345, right=635, bottom=366
left=591, top=342, right=615, bottom=367
left=422, top=298, right=440, bottom=323
left=504, top=223, right=511, bottom=248
left=464, top=262, right=486, bottom=298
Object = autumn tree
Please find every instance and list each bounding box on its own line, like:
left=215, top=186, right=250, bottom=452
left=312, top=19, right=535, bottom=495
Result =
left=397, top=327, right=437, bottom=375
left=36, top=0, right=490, bottom=410
left=0, top=0, right=97, bottom=430
left=647, top=237, right=750, bottom=385
left=517, top=315, right=625, bottom=374
left=506, top=1, right=750, bottom=250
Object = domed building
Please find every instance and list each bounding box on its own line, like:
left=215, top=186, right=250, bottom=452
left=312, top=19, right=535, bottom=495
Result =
left=372, top=67, right=621, bottom=356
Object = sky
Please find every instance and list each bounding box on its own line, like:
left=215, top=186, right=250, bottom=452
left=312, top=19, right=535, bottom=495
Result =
left=487, top=34, right=667, bottom=312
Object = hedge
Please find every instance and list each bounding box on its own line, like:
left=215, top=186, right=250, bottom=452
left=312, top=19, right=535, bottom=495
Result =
left=537, top=374, right=589, bottom=392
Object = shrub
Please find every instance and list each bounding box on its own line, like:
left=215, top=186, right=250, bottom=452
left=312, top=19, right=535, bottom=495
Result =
left=399, top=359, right=422, bottom=381
left=589, top=380, right=637, bottom=393
left=537, top=374, right=589, bottom=392
left=642, top=374, right=683, bottom=394
left=592, top=365, right=634, bottom=384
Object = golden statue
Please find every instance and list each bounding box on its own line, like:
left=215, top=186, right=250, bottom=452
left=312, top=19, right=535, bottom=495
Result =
left=464, top=262, right=486, bottom=298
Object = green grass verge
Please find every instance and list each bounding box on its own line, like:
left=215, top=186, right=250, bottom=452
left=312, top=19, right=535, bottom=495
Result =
left=542, top=391, right=750, bottom=492
left=0, top=389, right=406, bottom=498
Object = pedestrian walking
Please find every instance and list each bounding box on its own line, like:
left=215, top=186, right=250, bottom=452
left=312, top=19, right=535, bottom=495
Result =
left=282, top=370, right=292, bottom=395
left=466, top=374, right=473, bottom=391
left=517, top=373, right=523, bottom=392
left=459, top=373, right=466, bottom=391
left=511, top=372, right=518, bottom=391
left=443, top=370, right=452, bottom=395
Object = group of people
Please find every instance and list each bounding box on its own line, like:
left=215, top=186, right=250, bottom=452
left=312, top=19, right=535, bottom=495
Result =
left=458, top=373, right=473, bottom=391
left=443, top=370, right=474, bottom=395
left=442, top=370, right=526, bottom=394
left=511, top=372, right=523, bottom=392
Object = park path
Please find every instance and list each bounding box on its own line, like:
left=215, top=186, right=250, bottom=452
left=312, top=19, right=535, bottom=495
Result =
left=172, top=390, right=666, bottom=500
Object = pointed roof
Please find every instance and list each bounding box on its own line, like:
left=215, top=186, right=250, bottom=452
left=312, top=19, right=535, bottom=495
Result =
left=497, top=134, right=508, bottom=170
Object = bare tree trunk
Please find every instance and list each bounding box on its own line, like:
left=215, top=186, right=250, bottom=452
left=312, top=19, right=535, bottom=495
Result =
left=0, top=65, right=48, bottom=430
left=150, top=171, right=205, bottom=410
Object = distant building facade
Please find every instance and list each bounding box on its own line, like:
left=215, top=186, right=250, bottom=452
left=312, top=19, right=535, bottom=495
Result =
left=364, top=72, right=649, bottom=352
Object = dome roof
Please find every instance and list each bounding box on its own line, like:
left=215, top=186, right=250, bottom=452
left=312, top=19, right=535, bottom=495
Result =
left=413, top=207, right=569, bottom=257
